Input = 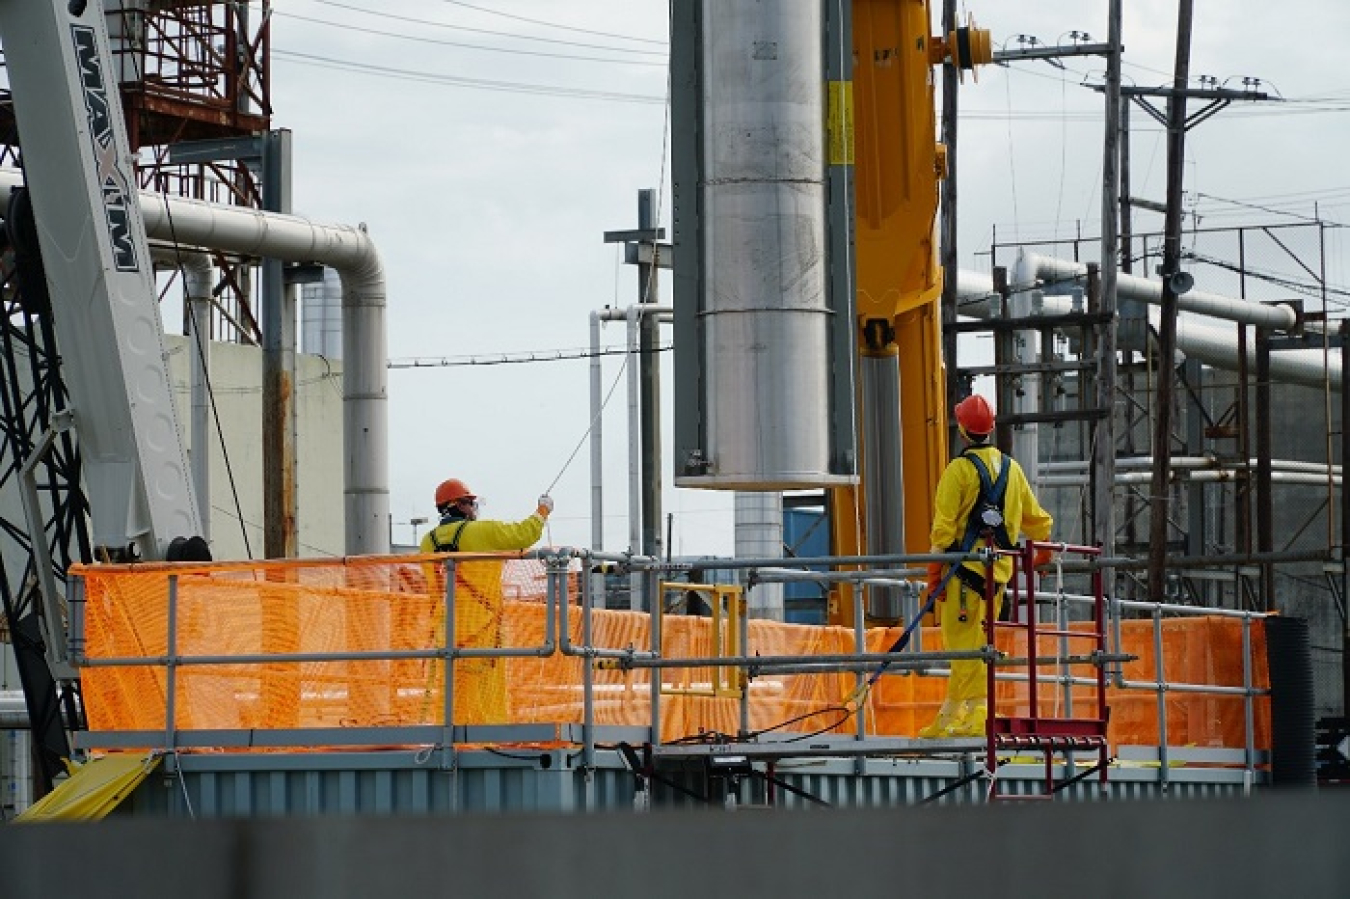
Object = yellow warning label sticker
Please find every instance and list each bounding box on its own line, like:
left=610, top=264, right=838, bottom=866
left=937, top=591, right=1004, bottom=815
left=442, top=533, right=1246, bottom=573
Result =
left=827, top=80, right=854, bottom=167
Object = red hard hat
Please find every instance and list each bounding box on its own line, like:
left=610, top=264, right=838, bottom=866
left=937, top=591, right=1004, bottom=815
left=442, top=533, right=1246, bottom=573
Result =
left=954, top=394, right=996, bottom=436
left=435, top=478, right=475, bottom=508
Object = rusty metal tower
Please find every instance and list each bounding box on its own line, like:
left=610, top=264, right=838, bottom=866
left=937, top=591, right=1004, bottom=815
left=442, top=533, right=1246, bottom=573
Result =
left=1, top=0, right=272, bottom=342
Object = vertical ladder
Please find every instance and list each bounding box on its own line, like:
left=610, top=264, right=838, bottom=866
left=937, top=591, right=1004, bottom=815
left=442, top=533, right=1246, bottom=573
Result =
left=984, top=541, right=1110, bottom=801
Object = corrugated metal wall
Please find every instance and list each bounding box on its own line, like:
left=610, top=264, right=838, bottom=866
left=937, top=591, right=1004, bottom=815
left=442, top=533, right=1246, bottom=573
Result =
left=120, top=749, right=1253, bottom=818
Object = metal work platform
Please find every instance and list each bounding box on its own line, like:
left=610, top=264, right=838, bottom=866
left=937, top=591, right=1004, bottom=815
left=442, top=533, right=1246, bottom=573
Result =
left=33, top=546, right=1276, bottom=817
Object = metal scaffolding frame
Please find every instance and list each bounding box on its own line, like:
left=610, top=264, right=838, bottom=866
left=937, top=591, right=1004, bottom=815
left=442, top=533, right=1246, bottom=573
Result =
left=0, top=1, right=273, bottom=344
left=969, top=220, right=1342, bottom=615
left=0, top=206, right=91, bottom=793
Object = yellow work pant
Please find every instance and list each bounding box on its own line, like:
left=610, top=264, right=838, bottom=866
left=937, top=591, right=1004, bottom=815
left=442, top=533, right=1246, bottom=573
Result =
left=422, top=562, right=508, bottom=724
left=938, top=575, right=1005, bottom=703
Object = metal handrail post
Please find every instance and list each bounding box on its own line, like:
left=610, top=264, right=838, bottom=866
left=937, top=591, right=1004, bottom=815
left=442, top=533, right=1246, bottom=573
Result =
left=164, top=574, right=178, bottom=751
left=986, top=549, right=1007, bottom=790
left=1242, top=614, right=1255, bottom=790
left=740, top=581, right=750, bottom=737
left=559, top=567, right=659, bottom=663
left=1022, top=547, right=1040, bottom=729
left=1153, top=602, right=1169, bottom=785
left=855, top=565, right=867, bottom=743
left=648, top=565, right=661, bottom=745
left=1092, top=559, right=1109, bottom=792
left=442, top=560, right=456, bottom=754
left=68, top=576, right=86, bottom=663
left=1111, top=589, right=1126, bottom=687
left=580, top=556, right=595, bottom=771
left=1058, top=576, right=1072, bottom=718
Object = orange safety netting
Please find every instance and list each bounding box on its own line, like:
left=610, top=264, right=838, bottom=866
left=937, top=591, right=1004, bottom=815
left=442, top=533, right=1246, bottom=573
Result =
left=76, top=556, right=1270, bottom=753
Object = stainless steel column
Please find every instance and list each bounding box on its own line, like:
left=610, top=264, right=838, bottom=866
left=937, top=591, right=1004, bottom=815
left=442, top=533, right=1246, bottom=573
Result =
left=680, top=0, right=851, bottom=489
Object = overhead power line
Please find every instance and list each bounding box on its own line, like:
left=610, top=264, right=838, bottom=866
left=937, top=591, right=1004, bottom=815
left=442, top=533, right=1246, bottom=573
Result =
left=275, top=11, right=663, bottom=66
left=389, top=345, right=673, bottom=369
left=315, top=0, right=665, bottom=56
left=273, top=49, right=665, bottom=104
left=440, top=0, right=665, bottom=46
left=1185, top=250, right=1350, bottom=307
left=1193, top=191, right=1349, bottom=227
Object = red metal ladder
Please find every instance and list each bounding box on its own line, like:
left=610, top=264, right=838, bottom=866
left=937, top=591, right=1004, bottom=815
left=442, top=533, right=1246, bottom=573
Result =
left=983, top=541, right=1110, bottom=801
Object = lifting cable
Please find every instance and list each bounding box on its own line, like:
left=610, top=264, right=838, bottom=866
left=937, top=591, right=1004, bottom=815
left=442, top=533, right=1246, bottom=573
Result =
left=159, top=199, right=253, bottom=559
left=537, top=62, right=674, bottom=543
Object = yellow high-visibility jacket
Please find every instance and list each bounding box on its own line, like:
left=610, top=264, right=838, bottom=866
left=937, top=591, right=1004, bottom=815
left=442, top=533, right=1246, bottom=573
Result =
left=419, top=512, right=545, bottom=721
left=929, top=445, right=1052, bottom=586
left=419, top=512, right=546, bottom=629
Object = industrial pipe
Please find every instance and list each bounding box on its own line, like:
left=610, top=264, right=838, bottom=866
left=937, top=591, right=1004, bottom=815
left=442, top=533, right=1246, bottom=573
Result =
left=957, top=265, right=1341, bottom=392
left=1041, top=456, right=1341, bottom=476
left=1022, top=251, right=1299, bottom=331
left=1040, top=470, right=1340, bottom=488
left=0, top=168, right=391, bottom=555
left=587, top=305, right=672, bottom=558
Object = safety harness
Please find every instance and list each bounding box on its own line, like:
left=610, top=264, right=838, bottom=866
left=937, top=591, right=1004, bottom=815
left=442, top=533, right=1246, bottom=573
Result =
left=427, top=519, right=470, bottom=553
left=945, top=449, right=1012, bottom=606
left=859, top=448, right=1012, bottom=694
left=953, top=448, right=1013, bottom=552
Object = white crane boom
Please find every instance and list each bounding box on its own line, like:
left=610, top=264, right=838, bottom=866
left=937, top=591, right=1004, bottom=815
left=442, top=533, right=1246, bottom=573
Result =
left=0, top=0, right=202, bottom=560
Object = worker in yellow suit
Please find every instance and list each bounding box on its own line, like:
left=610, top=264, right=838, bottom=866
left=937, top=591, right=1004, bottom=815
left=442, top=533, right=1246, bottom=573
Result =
left=419, top=478, right=552, bottom=723
left=919, top=395, right=1053, bottom=738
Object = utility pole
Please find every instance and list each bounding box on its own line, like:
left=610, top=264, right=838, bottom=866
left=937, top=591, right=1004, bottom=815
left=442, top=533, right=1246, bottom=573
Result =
left=261, top=129, right=298, bottom=559
left=1341, top=320, right=1349, bottom=712
left=603, top=189, right=666, bottom=563
left=1118, top=94, right=1132, bottom=279
left=1093, top=0, right=1122, bottom=569
left=940, top=0, right=960, bottom=431
left=1146, top=0, right=1194, bottom=604
left=1255, top=327, right=1274, bottom=608
left=636, top=190, right=664, bottom=562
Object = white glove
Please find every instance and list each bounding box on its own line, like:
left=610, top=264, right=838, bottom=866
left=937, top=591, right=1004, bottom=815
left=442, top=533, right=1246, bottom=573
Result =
left=537, top=494, right=555, bottom=516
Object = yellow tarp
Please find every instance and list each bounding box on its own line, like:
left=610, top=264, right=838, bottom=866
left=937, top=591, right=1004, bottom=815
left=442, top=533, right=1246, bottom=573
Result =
left=16, top=753, right=160, bottom=822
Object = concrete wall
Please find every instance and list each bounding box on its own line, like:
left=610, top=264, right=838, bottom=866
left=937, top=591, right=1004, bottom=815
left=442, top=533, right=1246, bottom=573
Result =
left=164, top=337, right=346, bottom=560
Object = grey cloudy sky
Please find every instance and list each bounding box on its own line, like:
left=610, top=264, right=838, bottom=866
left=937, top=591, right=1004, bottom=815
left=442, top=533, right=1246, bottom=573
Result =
left=265, top=1, right=1350, bottom=556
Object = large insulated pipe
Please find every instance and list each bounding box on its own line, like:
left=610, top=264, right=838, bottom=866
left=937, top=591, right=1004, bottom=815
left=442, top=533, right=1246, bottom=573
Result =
left=956, top=265, right=1341, bottom=392
left=1022, top=252, right=1299, bottom=331
left=1042, top=456, right=1342, bottom=476
left=627, top=306, right=642, bottom=558
left=1040, top=470, right=1340, bottom=488
left=0, top=169, right=391, bottom=555
left=0, top=689, right=28, bottom=728
left=860, top=351, right=905, bottom=621
left=693, top=0, right=843, bottom=488
left=1007, top=288, right=1042, bottom=490
left=588, top=306, right=673, bottom=556
left=301, top=267, right=344, bottom=359
left=140, top=198, right=386, bottom=555
left=733, top=492, right=784, bottom=619
left=589, top=310, right=604, bottom=551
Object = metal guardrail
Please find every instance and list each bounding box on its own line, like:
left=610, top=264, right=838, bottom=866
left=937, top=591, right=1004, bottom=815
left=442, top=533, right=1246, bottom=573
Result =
left=64, top=546, right=1271, bottom=787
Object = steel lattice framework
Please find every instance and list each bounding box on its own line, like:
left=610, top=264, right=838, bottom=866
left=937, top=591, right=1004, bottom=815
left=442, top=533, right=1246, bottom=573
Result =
left=0, top=1, right=272, bottom=344
left=0, top=2, right=272, bottom=793
left=0, top=196, right=91, bottom=793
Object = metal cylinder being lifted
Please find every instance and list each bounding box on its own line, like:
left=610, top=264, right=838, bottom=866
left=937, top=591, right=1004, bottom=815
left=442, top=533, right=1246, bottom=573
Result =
left=674, top=0, right=853, bottom=489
